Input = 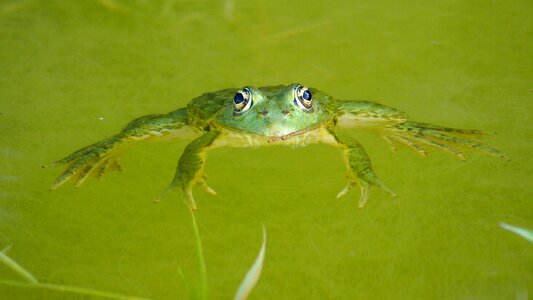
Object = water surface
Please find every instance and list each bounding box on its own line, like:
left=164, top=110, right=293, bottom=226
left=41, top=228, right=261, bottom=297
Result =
left=1, top=0, right=532, bottom=299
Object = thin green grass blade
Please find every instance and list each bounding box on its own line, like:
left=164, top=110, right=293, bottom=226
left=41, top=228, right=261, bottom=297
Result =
left=178, top=268, right=197, bottom=300
left=0, top=279, right=151, bottom=300
left=180, top=206, right=207, bottom=300
left=234, top=226, right=267, bottom=300
left=190, top=208, right=207, bottom=300
left=500, top=223, right=533, bottom=244
left=0, top=246, right=39, bottom=284
left=0, top=247, right=150, bottom=299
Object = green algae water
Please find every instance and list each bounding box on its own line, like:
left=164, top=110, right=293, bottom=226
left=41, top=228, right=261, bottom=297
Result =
left=1, top=0, right=532, bottom=299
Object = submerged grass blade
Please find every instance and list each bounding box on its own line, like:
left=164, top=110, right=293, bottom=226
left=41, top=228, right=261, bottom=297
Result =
left=191, top=208, right=207, bottom=300
left=191, top=207, right=207, bottom=300
left=0, top=246, right=150, bottom=300
left=234, top=226, right=267, bottom=300
left=178, top=268, right=196, bottom=300
left=0, top=246, right=38, bottom=284
left=179, top=207, right=207, bottom=300
left=0, top=279, right=150, bottom=300
left=500, top=223, right=533, bottom=244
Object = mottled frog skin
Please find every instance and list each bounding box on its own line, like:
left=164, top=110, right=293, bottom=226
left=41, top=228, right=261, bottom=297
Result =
left=45, top=84, right=508, bottom=209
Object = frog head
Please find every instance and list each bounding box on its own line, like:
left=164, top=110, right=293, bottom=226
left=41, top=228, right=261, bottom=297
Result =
left=214, top=84, right=333, bottom=137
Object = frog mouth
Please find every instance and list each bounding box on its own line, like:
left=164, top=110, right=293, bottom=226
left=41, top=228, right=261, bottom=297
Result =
left=267, top=128, right=312, bottom=143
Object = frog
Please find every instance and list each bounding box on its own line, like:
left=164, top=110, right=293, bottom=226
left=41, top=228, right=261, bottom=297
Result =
left=44, top=84, right=508, bottom=209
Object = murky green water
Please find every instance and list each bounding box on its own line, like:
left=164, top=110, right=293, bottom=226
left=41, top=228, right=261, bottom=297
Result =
left=1, top=0, right=532, bottom=299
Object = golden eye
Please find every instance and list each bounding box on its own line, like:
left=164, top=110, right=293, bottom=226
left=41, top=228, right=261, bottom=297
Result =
left=233, top=87, right=253, bottom=114
left=294, top=85, right=313, bottom=111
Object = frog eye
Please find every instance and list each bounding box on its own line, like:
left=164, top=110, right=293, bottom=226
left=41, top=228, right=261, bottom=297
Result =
left=294, top=85, right=313, bottom=111
left=233, top=87, right=253, bottom=114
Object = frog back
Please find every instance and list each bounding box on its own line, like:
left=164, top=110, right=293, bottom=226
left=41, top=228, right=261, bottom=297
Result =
left=186, top=88, right=236, bottom=130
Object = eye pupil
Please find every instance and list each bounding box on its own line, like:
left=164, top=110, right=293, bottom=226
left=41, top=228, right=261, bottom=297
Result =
left=302, top=90, right=311, bottom=100
left=233, top=88, right=253, bottom=114
left=234, top=92, right=245, bottom=104
left=294, top=85, right=313, bottom=111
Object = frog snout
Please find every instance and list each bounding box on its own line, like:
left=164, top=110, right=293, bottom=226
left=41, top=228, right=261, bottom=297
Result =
left=270, top=109, right=291, bottom=117
left=259, top=108, right=291, bottom=119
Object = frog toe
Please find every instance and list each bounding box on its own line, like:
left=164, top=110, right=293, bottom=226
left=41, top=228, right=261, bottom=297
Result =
left=159, top=180, right=206, bottom=210
left=50, top=172, right=73, bottom=191
left=74, top=164, right=96, bottom=188
left=108, top=158, right=123, bottom=172
left=50, top=169, right=79, bottom=190
left=201, top=182, right=217, bottom=195
left=357, top=182, right=370, bottom=208
left=335, top=180, right=370, bottom=208
left=184, top=188, right=198, bottom=210
left=381, top=136, right=397, bottom=153
left=337, top=176, right=396, bottom=208
left=95, top=158, right=111, bottom=179
left=336, top=182, right=355, bottom=199
left=373, top=177, right=397, bottom=198
left=198, top=176, right=217, bottom=195
left=386, top=135, right=428, bottom=157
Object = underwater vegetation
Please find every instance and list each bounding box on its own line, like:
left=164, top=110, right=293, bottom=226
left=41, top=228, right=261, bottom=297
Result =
left=500, top=223, right=533, bottom=244
left=0, top=244, right=149, bottom=300
left=0, top=208, right=267, bottom=300
left=179, top=208, right=267, bottom=300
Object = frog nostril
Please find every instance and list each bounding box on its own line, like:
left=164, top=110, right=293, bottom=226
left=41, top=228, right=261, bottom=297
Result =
left=282, top=109, right=290, bottom=116
left=260, top=109, right=268, bottom=116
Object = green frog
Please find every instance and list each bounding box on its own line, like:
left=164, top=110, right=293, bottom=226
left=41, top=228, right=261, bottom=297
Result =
left=45, top=84, right=508, bottom=209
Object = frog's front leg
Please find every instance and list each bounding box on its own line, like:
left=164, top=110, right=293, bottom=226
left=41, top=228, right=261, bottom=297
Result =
left=163, top=130, right=220, bottom=210
left=46, top=108, right=195, bottom=189
left=328, top=128, right=396, bottom=208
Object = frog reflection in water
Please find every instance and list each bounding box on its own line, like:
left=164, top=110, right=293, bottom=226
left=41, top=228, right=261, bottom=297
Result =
left=45, top=84, right=508, bottom=209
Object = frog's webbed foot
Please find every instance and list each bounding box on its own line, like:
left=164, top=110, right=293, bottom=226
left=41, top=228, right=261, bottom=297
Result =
left=159, top=175, right=217, bottom=210
left=44, top=138, right=124, bottom=190
left=46, top=109, right=194, bottom=192
left=161, top=131, right=220, bottom=210
left=382, top=135, right=427, bottom=157
left=329, top=129, right=396, bottom=208
left=337, top=175, right=396, bottom=208
left=383, top=121, right=509, bottom=160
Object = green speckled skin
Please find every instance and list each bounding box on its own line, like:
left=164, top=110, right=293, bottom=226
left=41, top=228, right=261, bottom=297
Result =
left=213, top=85, right=333, bottom=136
left=46, top=84, right=507, bottom=209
